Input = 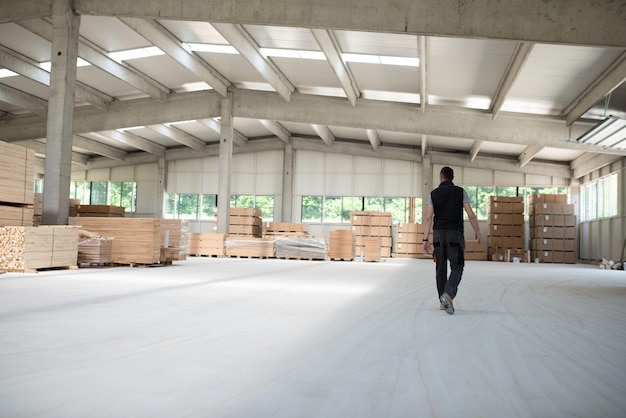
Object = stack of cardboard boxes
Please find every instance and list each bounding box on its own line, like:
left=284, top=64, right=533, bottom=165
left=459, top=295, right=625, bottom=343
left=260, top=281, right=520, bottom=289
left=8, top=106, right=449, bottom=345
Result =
left=393, top=222, right=428, bottom=258
left=487, top=196, right=526, bottom=261
left=529, top=194, right=577, bottom=264
left=328, top=229, right=355, bottom=261
left=350, top=211, right=392, bottom=258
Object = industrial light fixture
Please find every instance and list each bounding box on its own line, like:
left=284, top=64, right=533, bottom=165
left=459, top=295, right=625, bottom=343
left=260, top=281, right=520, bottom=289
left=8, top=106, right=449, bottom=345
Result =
left=576, top=116, right=626, bottom=150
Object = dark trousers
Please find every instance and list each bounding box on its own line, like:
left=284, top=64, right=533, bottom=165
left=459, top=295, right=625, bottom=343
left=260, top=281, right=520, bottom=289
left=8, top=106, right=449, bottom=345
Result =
left=432, top=229, right=465, bottom=299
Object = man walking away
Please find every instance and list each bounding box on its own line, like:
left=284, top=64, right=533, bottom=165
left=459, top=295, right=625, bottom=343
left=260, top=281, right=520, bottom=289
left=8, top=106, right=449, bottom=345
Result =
left=422, top=166, right=483, bottom=315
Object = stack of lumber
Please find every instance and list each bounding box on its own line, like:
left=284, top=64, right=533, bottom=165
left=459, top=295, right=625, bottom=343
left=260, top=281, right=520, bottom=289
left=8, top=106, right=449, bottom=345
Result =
left=0, top=226, right=78, bottom=272
left=228, top=207, right=262, bottom=237
left=32, top=194, right=79, bottom=226
left=328, top=229, right=355, bottom=261
left=363, top=237, right=382, bottom=262
left=69, top=217, right=161, bottom=264
left=225, top=237, right=275, bottom=258
left=0, top=141, right=35, bottom=227
left=263, top=222, right=309, bottom=238
left=78, top=229, right=113, bottom=265
left=77, top=205, right=125, bottom=217
left=159, top=219, right=189, bottom=260
left=188, top=233, right=226, bottom=256
left=275, top=236, right=327, bottom=260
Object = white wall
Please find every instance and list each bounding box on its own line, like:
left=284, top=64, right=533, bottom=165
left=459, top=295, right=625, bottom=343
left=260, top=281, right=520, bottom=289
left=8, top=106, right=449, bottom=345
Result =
left=579, top=158, right=626, bottom=262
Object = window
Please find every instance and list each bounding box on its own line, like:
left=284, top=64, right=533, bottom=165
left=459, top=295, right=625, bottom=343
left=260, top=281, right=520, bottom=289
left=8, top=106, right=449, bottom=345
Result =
left=581, top=173, right=618, bottom=221
left=69, top=181, right=137, bottom=213
left=301, top=196, right=322, bottom=222
left=301, top=195, right=417, bottom=224
left=463, top=186, right=494, bottom=220
left=165, top=193, right=272, bottom=220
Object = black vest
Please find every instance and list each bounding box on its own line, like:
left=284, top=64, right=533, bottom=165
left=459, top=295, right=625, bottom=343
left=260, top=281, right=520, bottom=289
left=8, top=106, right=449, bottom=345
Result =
left=431, top=181, right=464, bottom=231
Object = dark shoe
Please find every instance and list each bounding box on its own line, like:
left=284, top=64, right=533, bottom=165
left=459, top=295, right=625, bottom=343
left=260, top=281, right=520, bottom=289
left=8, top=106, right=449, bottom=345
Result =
left=440, top=293, right=454, bottom=315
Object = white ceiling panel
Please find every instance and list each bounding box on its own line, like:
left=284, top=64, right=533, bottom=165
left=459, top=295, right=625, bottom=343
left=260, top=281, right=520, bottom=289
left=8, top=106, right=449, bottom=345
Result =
left=502, top=44, right=625, bottom=115
left=270, top=57, right=340, bottom=90
left=79, top=16, right=151, bottom=52
left=348, top=62, right=419, bottom=93
left=334, top=30, right=417, bottom=57
left=158, top=20, right=227, bottom=44
left=76, top=65, right=146, bottom=99
left=0, top=22, right=51, bottom=62
left=244, top=25, right=320, bottom=51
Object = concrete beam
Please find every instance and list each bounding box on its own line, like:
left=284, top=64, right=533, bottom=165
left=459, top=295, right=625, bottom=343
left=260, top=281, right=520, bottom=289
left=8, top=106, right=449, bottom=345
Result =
left=564, top=52, right=626, bottom=126
left=571, top=153, right=624, bottom=178
left=212, top=23, right=294, bottom=101
left=469, top=140, right=482, bottom=161
left=72, top=135, right=127, bottom=160
left=311, top=124, right=335, bottom=146
left=491, top=42, right=534, bottom=119
left=96, top=130, right=165, bottom=156
left=0, top=83, right=47, bottom=115
left=197, top=118, right=248, bottom=147
left=6, top=89, right=626, bottom=157
left=259, top=120, right=290, bottom=143
left=417, top=36, right=428, bottom=112
left=71, top=0, right=626, bottom=47
left=518, top=144, right=544, bottom=167
left=366, top=129, right=380, bottom=150
left=146, top=124, right=206, bottom=151
left=120, top=18, right=229, bottom=97
left=430, top=151, right=571, bottom=179
left=311, top=29, right=359, bottom=106
left=17, top=18, right=169, bottom=101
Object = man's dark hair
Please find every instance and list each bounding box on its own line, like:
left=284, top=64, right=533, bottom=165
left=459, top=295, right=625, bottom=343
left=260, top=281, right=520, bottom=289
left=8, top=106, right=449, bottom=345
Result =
left=441, top=166, right=454, bottom=181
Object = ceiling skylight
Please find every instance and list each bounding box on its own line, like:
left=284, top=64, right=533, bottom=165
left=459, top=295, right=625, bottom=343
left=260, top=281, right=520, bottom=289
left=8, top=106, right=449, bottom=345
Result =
left=261, top=48, right=326, bottom=60
left=0, top=69, right=18, bottom=78
left=343, top=54, right=419, bottom=67
left=109, top=46, right=165, bottom=62
left=185, top=43, right=239, bottom=54
left=39, top=58, right=91, bottom=72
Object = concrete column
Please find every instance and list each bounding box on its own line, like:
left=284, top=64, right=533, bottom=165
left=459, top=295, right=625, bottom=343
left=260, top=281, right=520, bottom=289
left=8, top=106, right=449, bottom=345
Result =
left=568, top=174, right=581, bottom=259
left=42, top=0, right=79, bottom=225
left=421, top=154, right=432, bottom=223
left=156, top=157, right=165, bottom=218
left=281, top=143, right=294, bottom=223
left=216, top=92, right=233, bottom=233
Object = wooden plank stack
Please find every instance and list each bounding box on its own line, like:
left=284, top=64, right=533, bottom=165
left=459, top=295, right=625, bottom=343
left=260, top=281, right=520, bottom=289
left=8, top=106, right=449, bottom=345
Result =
left=0, top=226, right=78, bottom=272
left=0, top=141, right=35, bottom=227
left=69, top=217, right=161, bottom=264
left=159, top=219, right=189, bottom=260
left=188, top=233, right=226, bottom=256
left=328, top=229, right=355, bottom=261
left=350, top=211, right=392, bottom=258
left=78, top=230, right=113, bottom=265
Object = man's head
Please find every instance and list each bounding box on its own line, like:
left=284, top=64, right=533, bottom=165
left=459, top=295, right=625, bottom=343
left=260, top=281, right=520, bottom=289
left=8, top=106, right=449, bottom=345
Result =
left=440, top=166, right=454, bottom=181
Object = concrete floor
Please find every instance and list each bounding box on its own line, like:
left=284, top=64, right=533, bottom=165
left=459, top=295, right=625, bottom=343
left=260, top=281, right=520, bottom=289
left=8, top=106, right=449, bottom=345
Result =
left=0, top=257, right=625, bottom=418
